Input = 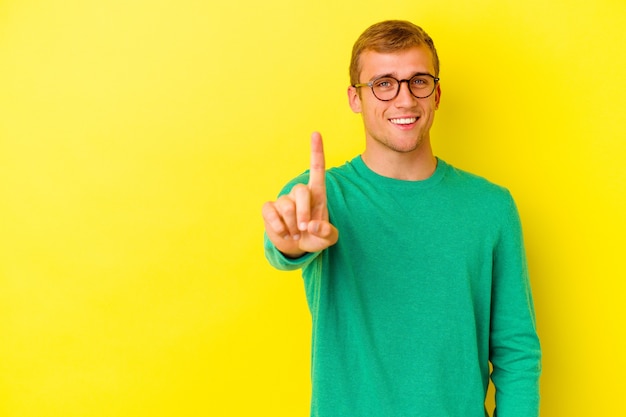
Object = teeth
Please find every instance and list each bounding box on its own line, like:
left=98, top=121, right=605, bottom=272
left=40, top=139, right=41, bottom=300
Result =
left=390, top=117, right=417, bottom=125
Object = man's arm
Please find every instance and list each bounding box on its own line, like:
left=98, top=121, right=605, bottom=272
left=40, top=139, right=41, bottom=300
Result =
left=490, top=194, right=542, bottom=417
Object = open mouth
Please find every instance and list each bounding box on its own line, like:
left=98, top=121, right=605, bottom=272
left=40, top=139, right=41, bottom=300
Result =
left=389, top=117, right=418, bottom=126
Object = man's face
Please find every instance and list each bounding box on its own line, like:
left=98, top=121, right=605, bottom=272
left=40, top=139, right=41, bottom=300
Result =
left=348, top=46, right=441, bottom=156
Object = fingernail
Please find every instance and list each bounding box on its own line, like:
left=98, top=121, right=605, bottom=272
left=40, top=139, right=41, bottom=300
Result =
left=299, top=222, right=307, bottom=231
left=293, top=234, right=300, bottom=241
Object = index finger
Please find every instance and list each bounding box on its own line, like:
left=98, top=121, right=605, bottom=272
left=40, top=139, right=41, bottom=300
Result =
left=308, top=131, right=326, bottom=189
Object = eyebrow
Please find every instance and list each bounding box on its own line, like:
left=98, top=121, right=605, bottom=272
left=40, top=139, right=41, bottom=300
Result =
left=369, top=71, right=434, bottom=81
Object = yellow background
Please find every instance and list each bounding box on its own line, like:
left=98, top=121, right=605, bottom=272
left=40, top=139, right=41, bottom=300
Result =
left=1, top=0, right=624, bottom=415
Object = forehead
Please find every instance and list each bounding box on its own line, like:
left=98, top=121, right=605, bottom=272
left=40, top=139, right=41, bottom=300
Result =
left=358, top=46, right=435, bottom=80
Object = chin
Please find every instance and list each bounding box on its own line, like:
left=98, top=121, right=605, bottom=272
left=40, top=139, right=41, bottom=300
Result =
left=388, top=138, right=423, bottom=154
left=369, top=131, right=427, bottom=154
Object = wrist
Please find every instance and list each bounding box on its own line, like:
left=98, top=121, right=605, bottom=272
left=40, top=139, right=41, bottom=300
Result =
left=281, top=249, right=307, bottom=259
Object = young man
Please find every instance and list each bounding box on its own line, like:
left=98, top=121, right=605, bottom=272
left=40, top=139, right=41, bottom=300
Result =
left=262, top=20, right=541, bottom=417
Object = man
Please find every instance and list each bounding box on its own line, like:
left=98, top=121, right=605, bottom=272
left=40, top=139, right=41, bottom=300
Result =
left=262, top=20, right=541, bottom=417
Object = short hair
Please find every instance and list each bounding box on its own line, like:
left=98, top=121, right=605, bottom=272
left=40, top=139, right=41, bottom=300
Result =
left=349, top=20, right=440, bottom=86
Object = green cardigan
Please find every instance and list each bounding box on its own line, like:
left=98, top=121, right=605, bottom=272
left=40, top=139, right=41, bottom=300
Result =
left=265, top=157, right=541, bottom=417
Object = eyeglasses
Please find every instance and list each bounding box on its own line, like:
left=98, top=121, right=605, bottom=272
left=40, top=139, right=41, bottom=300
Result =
left=352, top=73, right=440, bottom=101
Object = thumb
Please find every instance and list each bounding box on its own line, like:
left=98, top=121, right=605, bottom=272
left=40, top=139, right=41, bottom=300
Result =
left=308, top=220, right=339, bottom=245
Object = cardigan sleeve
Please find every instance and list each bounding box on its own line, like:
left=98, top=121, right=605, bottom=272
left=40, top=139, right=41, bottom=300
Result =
left=490, top=193, right=542, bottom=417
left=264, top=232, right=320, bottom=271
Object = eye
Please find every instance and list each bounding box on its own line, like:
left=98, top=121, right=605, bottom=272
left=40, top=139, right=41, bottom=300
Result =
left=409, top=76, right=434, bottom=91
left=373, top=78, right=396, bottom=90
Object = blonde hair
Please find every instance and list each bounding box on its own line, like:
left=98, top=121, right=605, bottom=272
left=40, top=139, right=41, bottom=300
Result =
left=349, top=20, right=440, bottom=86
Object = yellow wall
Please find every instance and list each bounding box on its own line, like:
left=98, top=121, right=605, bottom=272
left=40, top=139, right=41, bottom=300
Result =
left=1, top=0, right=624, bottom=415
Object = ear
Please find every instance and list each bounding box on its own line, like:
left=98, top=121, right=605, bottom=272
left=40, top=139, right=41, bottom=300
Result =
left=434, top=83, right=442, bottom=110
left=347, top=86, right=362, bottom=113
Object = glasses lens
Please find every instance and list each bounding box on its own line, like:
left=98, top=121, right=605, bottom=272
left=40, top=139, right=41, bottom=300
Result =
left=371, top=77, right=399, bottom=101
left=370, top=75, right=437, bottom=100
left=409, top=75, right=436, bottom=98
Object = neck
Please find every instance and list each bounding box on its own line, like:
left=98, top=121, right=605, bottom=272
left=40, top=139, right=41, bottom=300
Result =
left=361, top=142, right=437, bottom=181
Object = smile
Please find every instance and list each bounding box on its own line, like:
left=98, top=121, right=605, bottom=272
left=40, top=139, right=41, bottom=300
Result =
left=389, top=117, right=417, bottom=125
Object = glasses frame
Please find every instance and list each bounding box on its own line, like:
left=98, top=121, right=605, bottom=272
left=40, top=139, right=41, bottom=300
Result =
left=352, top=73, right=440, bottom=101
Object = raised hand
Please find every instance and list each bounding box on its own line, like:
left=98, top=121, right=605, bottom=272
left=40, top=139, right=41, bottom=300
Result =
left=262, top=132, right=339, bottom=258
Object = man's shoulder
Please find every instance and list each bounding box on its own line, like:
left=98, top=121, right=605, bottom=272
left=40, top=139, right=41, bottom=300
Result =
left=440, top=161, right=516, bottom=213
left=323, top=157, right=363, bottom=188
left=443, top=161, right=510, bottom=194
